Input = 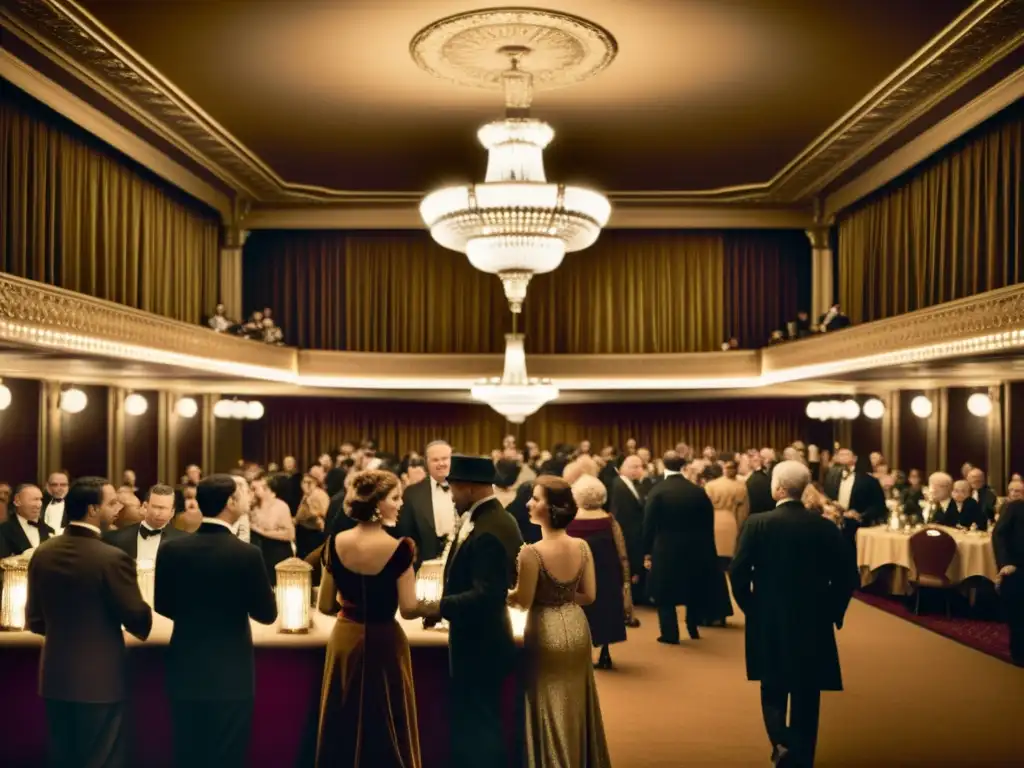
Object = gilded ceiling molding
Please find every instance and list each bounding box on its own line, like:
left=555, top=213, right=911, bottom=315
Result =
left=1, top=0, right=1020, bottom=210
left=4, top=274, right=1024, bottom=396
left=244, top=203, right=816, bottom=231
left=822, top=65, right=1024, bottom=219
left=0, top=47, right=232, bottom=218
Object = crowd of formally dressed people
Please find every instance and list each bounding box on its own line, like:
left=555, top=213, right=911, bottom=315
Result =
left=721, top=302, right=853, bottom=350
left=204, top=304, right=285, bottom=345
left=2, top=431, right=1022, bottom=768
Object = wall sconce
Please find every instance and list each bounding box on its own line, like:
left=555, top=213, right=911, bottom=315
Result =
left=862, top=398, right=885, bottom=419
left=246, top=401, right=264, bottom=420
left=59, top=386, right=88, bottom=414
left=966, top=393, right=992, bottom=418
left=213, top=398, right=264, bottom=420
left=175, top=397, right=199, bottom=419
left=1, top=554, right=30, bottom=631
left=806, top=399, right=860, bottom=421
left=910, top=395, right=933, bottom=419
left=276, top=557, right=313, bottom=633
left=0, top=379, right=11, bottom=411
left=136, top=559, right=155, bottom=606
left=124, top=393, right=148, bottom=416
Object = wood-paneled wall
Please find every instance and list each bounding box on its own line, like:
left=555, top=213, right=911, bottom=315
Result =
left=898, top=390, right=930, bottom=476
left=0, top=377, right=40, bottom=486
left=944, top=388, right=989, bottom=479
left=122, top=390, right=159, bottom=490
left=60, top=384, right=108, bottom=480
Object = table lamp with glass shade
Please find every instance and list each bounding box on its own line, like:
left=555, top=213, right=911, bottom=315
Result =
left=1, top=554, right=31, bottom=631
left=276, top=557, right=313, bottom=633
left=136, top=559, right=155, bottom=606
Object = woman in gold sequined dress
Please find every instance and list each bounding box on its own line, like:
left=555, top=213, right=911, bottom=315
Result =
left=508, top=475, right=613, bottom=768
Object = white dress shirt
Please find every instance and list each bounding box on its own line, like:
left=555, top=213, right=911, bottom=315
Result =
left=43, top=499, right=65, bottom=533
left=67, top=521, right=101, bottom=536
left=838, top=470, right=856, bottom=511
left=136, top=523, right=165, bottom=563
left=431, top=477, right=456, bottom=538
left=663, top=469, right=680, bottom=478
left=17, top=514, right=40, bottom=549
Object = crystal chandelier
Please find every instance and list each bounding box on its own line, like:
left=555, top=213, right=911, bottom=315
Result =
left=420, top=47, right=611, bottom=313
left=471, top=318, right=558, bottom=423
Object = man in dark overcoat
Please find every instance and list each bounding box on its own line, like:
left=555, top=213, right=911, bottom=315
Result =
left=730, top=460, right=859, bottom=767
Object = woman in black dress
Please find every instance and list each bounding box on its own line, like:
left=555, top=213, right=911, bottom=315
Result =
left=566, top=474, right=632, bottom=669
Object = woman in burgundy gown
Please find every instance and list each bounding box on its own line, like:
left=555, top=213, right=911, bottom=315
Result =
left=566, top=474, right=632, bottom=669
left=316, top=469, right=429, bottom=768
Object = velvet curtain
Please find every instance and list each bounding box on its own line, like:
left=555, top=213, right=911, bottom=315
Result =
left=722, top=229, right=812, bottom=348
left=837, top=101, right=1023, bottom=323
left=244, top=229, right=744, bottom=354
left=0, top=83, right=220, bottom=323
left=242, top=397, right=813, bottom=468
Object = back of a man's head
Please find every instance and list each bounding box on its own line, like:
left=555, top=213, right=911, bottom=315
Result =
left=65, top=476, right=108, bottom=522
left=771, top=461, right=811, bottom=501
left=662, top=451, right=685, bottom=473
left=196, top=474, right=238, bottom=518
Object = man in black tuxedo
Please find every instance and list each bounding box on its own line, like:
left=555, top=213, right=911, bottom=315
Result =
left=993, top=499, right=1024, bottom=666
left=155, top=474, right=277, bottom=768
left=394, top=440, right=456, bottom=567
left=0, top=483, right=52, bottom=557
left=424, top=455, right=523, bottom=768
left=730, top=462, right=859, bottom=768
left=828, top=448, right=886, bottom=544
left=40, top=470, right=70, bottom=533
left=746, top=450, right=776, bottom=518
left=610, top=454, right=646, bottom=612
left=104, top=484, right=186, bottom=560
left=642, top=453, right=719, bottom=643
left=27, top=476, right=152, bottom=768
left=930, top=476, right=988, bottom=529
left=966, top=467, right=998, bottom=523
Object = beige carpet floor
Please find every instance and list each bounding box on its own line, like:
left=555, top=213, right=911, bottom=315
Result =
left=594, top=599, right=1024, bottom=766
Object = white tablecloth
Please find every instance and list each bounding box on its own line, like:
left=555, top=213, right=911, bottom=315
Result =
left=856, top=525, right=999, bottom=592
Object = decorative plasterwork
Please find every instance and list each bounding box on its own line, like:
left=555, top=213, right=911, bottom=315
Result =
left=1, top=0, right=1020, bottom=207
left=5, top=274, right=1024, bottom=395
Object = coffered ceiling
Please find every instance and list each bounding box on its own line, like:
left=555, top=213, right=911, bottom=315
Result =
left=1, top=0, right=1022, bottom=212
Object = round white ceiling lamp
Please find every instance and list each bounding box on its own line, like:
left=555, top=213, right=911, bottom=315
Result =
left=910, top=395, right=933, bottom=419
left=213, top=398, right=265, bottom=420
left=0, top=379, right=11, bottom=411
left=175, top=397, right=199, bottom=419
left=805, top=402, right=821, bottom=419
left=59, top=386, right=88, bottom=414
left=862, top=398, right=885, bottom=420
left=840, top=400, right=860, bottom=420
left=123, top=393, right=148, bottom=416
left=246, top=401, right=265, bottom=421
left=806, top=399, right=859, bottom=421
left=471, top=333, right=558, bottom=423
left=967, top=392, right=992, bottom=418
left=213, top=399, right=234, bottom=419
left=413, top=9, right=617, bottom=313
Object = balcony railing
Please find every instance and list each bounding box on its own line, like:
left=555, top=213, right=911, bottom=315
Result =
left=3, top=272, right=1024, bottom=391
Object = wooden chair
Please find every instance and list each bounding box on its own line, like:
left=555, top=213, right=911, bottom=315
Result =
left=908, top=527, right=958, bottom=617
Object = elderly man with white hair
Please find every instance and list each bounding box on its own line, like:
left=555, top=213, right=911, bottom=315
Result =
left=730, top=461, right=858, bottom=768
left=929, top=473, right=987, bottom=529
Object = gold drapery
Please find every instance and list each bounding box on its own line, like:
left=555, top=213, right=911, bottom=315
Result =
left=244, top=229, right=728, bottom=353
left=0, top=84, right=220, bottom=323
left=838, top=102, right=1023, bottom=323
left=242, top=397, right=812, bottom=468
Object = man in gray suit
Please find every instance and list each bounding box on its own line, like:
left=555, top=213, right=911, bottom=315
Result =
left=28, top=476, right=153, bottom=767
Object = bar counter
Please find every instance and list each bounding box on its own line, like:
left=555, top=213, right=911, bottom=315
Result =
left=0, top=612, right=522, bottom=767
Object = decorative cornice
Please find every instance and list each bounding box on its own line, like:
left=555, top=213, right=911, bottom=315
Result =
left=5, top=274, right=1024, bottom=396
left=1, top=0, right=1020, bottom=210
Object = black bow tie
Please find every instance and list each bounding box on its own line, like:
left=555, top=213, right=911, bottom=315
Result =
left=139, top=526, right=163, bottom=539
left=26, top=519, right=40, bottom=528
left=439, top=483, right=450, bottom=493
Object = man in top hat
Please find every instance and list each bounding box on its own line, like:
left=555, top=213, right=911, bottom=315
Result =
left=423, top=454, right=523, bottom=768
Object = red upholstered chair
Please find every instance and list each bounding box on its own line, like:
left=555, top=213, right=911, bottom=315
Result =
left=908, top=527, right=958, bottom=617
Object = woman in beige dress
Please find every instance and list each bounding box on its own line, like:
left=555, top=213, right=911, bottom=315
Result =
left=509, top=475, right=612, bottom=768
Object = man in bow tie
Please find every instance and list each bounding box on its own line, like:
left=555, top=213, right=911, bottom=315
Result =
left=394, top=439, right=457, bottom=568
left=104, top=484, right=187, bottom=561
left=0, top=483, right=53, bottom=557
left=41, top=471, right=70, bottom=534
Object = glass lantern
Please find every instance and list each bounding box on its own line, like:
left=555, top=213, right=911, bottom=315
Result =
left=508, top=605, right=528, bottom=640
left=275, top=557, right=313, bottom=634
left=1, top=554, right=31, bottom=631
left=136, top=559, right=155, bottom=606
left=414, top=557, right=447, bottom=629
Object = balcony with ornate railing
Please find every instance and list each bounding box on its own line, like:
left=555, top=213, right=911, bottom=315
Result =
left=2, top=272, right=1024, bottom=394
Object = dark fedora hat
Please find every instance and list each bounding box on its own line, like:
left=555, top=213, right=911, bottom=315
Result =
left=447, top=455, right=496, bottom=485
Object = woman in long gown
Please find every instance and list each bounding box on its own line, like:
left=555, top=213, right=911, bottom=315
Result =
left=316, top=469, right=427, bottom=768
left=566, top=474, right=631, bottom=670
left=509, top=475, right=613, bottom=768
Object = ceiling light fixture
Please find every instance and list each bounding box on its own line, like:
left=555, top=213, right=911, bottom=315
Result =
left=413, top=9, right=616, bottom=314
left=59, top=386, right=88, bottom=414
left=124, top=393, right=148, bottom=416
left=862, top=398, right=885, bottom=419
left=910, top=395, right=933, bottom=419
left=175, top=397, right=199, bottom=419
left=966, top=392, right=992, bottom=418
left=470, top=314, right=557, bottom=423
left=0, top=379, right=10, bottom=411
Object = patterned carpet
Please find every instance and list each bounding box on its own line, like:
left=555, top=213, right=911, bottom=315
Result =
left=855, top=590, right=1013, bottom=664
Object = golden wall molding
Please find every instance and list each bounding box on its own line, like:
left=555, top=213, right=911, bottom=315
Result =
left=244, top=203, right=816, bottom=231
left=5, top=274, right=1024, bottom=396
left=823, top=64, right=1024, bottom=218
left=2, top=0, right=1020, bottom=209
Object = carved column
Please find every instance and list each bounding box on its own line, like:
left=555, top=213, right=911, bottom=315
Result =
left=39, top=382, right=62, bottom=483
left=987, top=384, right=1004, bottom=491
left=108, top=387, right=126, bottom=482
left=220, top=198, right=250, bottom=322
left=927, top=388, right=946, bottom=476
left=201, top=394, right=217, bottom=475
left=880, top=390, right=900, bottom=466
left=806, top=226, right=833, bottom=322
left=157, top=392, right=174, bottom=486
